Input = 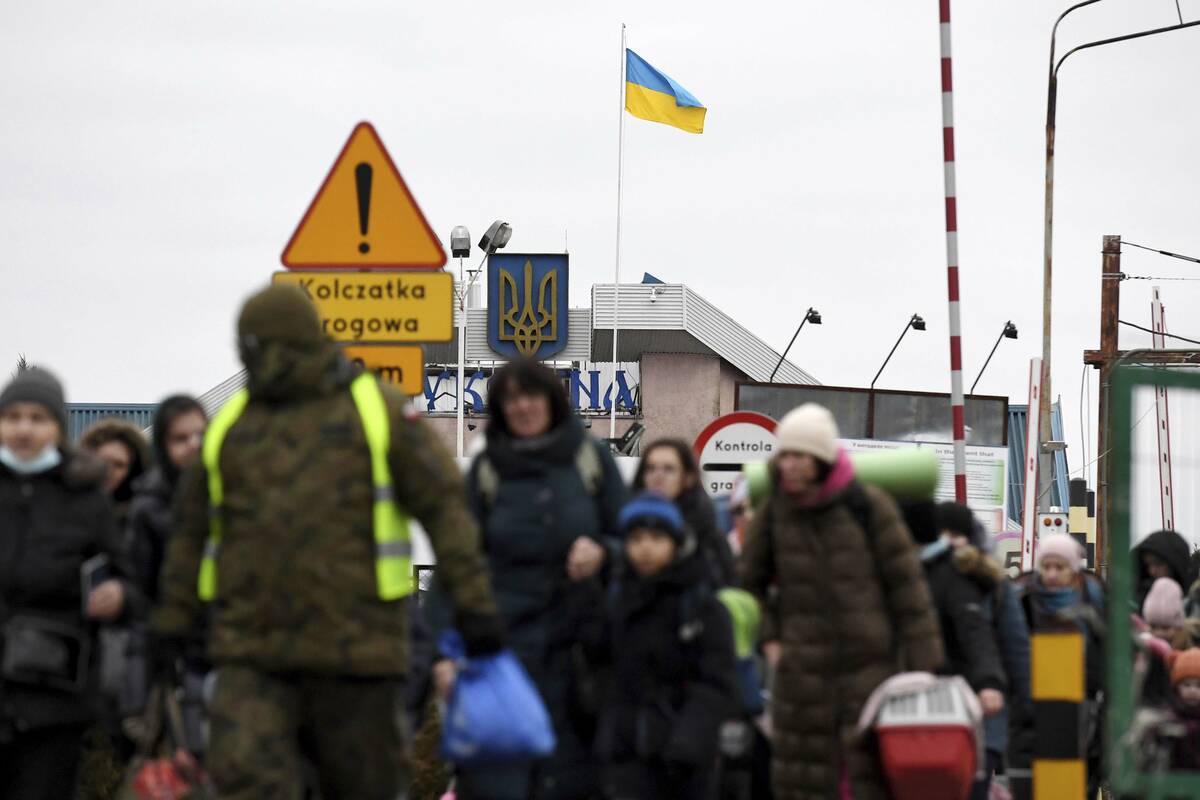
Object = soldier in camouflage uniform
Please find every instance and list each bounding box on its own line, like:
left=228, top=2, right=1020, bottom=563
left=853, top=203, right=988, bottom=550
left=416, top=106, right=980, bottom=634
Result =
left=152, top=285, right=501, bottom=800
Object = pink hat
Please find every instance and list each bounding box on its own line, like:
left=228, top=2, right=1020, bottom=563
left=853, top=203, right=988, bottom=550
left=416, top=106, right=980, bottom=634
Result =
left=1037, top=534, right=1082, bottom=572
left=1143, top=577, right=1186, bottom=628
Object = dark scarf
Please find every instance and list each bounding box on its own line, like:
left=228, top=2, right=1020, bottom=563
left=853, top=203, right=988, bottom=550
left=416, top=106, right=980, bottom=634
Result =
left=617, top=547, right=705, bottom=621
left=484, top=415, right=586, bottom=480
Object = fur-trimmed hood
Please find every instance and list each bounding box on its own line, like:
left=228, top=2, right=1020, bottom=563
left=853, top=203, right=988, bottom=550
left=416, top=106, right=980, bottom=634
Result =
left=953, top=545, right=1005, bottom=593
left=78, top=417, right=150, bottom=501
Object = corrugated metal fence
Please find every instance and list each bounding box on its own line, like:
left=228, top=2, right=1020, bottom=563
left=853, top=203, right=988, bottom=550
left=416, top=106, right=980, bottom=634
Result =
left=67, top=404, right=157, bottom=442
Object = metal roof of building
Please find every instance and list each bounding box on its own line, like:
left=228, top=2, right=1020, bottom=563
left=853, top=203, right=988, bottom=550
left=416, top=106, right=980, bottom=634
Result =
left=197, top=370, right=247, bottom=417
left=1007, top=402, right=1070, bottom=524
left=590, top=284, right=817, bottom=384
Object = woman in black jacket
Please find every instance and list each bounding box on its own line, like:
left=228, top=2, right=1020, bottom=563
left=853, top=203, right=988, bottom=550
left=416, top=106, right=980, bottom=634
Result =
left=903, top=502, right=1007, bottom=714
left=632, top=439, right=736, bottom=587
left=127, top=395, right=208, bottom=602
left=435, top=360, right=629, bottom=800
left=78, top=417, right=150, bottom=533
left=1133, top=529, right=1194, bottom=611
left=0, top=368, right=142, bottom=798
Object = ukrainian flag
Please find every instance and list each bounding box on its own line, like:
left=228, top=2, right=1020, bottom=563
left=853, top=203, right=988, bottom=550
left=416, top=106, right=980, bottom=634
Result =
left=625, top=49, right=706, bottom=134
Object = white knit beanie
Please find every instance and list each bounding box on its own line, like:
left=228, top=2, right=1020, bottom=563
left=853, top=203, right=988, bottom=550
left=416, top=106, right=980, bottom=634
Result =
left=1037, top=533, right=1082, bottom=572
left=776, top=403, right=839, bottom=464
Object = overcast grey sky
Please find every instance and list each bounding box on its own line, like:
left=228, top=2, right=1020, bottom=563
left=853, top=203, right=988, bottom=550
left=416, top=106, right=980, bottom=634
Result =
left=2, top=0, right=1199, bottom=500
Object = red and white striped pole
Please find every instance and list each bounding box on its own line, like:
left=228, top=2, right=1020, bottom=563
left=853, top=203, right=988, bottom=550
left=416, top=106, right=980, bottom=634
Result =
left=940, top=0, right=968, bottom=503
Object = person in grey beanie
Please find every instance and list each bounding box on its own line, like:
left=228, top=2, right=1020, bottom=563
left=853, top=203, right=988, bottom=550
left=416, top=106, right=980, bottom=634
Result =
left=0, top=367, right=143, bottom=797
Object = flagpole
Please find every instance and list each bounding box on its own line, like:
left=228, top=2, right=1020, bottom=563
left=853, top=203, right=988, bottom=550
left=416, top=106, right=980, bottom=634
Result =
left=610, top=22, right=626, bottom=441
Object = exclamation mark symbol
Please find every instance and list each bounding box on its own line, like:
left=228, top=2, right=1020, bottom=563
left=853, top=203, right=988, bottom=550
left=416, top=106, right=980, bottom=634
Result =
left=355, top=162, right=373, bottom=254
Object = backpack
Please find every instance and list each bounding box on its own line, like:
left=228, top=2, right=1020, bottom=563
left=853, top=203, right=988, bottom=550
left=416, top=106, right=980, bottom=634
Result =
left=474, top=440, right=604, bottom=507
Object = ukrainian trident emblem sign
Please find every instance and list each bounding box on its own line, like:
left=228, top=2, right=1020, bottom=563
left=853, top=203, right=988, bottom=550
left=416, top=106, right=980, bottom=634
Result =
left=487, top=253, right=569, bottom=359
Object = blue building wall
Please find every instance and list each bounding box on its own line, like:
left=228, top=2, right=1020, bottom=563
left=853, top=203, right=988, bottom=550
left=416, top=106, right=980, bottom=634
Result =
left=1007, top=403, right=1069, bottom=524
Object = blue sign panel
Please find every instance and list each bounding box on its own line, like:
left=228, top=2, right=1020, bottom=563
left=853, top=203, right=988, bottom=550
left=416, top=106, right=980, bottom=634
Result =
left=487, top=253, right=569, bottom=360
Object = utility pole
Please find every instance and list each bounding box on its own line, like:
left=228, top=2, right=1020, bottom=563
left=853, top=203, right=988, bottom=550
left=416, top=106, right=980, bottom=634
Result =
left=1090, top=235, right=1121, bottom=572
left=1082, top=235, right=1200, bottom=571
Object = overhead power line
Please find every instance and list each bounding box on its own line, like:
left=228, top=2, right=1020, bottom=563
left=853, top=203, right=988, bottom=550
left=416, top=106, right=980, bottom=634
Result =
left=1119, top=319, right=1200, bottom=347
left=1120, top=274, right=1200, bottom=282
left=1123, top=241, right=1200, bottom=265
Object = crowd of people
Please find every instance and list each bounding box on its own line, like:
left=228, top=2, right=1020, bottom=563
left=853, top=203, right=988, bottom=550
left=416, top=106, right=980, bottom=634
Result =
left=0, top=282, right=1190, bottom=800
left=1127, top=529, right=1200, bottom=776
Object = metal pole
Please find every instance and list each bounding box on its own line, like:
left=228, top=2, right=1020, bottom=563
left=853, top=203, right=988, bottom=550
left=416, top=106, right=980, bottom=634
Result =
left=969, top=327, right=1006, bottom=396
left=769, top=309, right=811, bottom=383
left=1037, top=24, right=1062, bottom=515
left=939, top=0, right=968, bottom=503
left=610, top=23, right=626, bottom=440
left=1039, top=3, right=1200, bottom=513
left=1040, top=1, right=1103, bottom=514
left=456, top=255, right=466, bottom=458
left=871, top=318, right=914, bottom=392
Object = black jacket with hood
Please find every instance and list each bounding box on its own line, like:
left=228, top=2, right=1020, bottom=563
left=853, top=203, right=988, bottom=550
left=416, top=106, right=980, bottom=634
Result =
left=920, top=541, right=1008, bottom=693
left=1134, top=530, right=1194, bottom=610
left=127, top=467, right=174, bottom=604
left=128, top=400, right=201, bottom=604
left=0, top=448, right=143, bottom=731
left=906, top=502, right=1006, bottom=693
left=592, top=547, right=735, bottom=769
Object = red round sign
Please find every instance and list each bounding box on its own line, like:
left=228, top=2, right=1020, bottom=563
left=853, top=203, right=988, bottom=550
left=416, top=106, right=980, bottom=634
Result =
left=692, top=412, right=779, bottom=495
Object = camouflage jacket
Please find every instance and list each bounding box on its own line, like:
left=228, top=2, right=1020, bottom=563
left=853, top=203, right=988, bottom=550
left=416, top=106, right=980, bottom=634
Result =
left=152, top=345, right=495, bottom=676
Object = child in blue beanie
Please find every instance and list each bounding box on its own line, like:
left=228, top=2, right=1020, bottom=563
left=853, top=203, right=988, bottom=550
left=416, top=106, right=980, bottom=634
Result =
left=593, top=493, right=736, bottom=800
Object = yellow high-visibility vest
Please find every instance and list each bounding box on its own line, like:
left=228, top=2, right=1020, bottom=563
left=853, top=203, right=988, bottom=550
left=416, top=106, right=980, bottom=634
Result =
left=197, top=372, right=413, bottom=601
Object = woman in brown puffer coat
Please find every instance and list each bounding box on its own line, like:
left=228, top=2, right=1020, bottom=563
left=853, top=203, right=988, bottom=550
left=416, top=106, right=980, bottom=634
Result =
left=739, top=404, right=944, bottom=800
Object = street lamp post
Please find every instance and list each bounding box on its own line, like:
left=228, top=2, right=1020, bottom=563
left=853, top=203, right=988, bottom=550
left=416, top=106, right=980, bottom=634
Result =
left=454, top=220, right=512, bottom=458
left=1038, top=3, right=1200, bottom=513
left=871, top=314, right=926, bottom=392
left=769, top=307, right=822, bottom=382
left=451, top=226, right=471, bottom=459
left=970, top=321, right=1018, bottom=396
left=867, top=314, right=925, bottom=440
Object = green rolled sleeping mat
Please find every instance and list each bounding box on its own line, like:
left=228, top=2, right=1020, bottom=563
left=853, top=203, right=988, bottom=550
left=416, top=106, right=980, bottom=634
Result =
left=742, top=447, right=940, bottom=505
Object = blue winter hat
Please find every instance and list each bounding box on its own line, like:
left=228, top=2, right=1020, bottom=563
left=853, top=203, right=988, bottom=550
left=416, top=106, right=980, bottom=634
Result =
left=618, top=492, right=685, bottom=542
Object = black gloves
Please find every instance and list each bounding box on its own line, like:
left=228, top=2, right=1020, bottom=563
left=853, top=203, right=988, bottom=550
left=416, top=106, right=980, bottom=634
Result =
left=456, top=610, right=505, bottom=657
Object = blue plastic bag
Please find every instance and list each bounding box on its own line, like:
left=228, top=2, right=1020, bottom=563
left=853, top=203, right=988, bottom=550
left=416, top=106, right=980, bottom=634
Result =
left=438, top=630, right=556, bottom=766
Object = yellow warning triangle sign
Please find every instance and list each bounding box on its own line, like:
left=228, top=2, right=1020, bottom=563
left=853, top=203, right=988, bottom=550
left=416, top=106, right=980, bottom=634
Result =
left=282, top=122, right=446, bottom=270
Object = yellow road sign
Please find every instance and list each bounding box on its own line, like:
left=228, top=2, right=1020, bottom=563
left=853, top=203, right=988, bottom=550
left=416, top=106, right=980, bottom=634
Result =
left=272, top=271, right=453, bottom=343
left=281, top=122, right=446, bottom=270
left=342, top=345, right=424, bottom=396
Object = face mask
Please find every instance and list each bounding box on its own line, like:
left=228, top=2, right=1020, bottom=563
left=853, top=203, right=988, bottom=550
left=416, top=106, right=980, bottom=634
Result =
left=0, top=444, right=62, bottom=475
